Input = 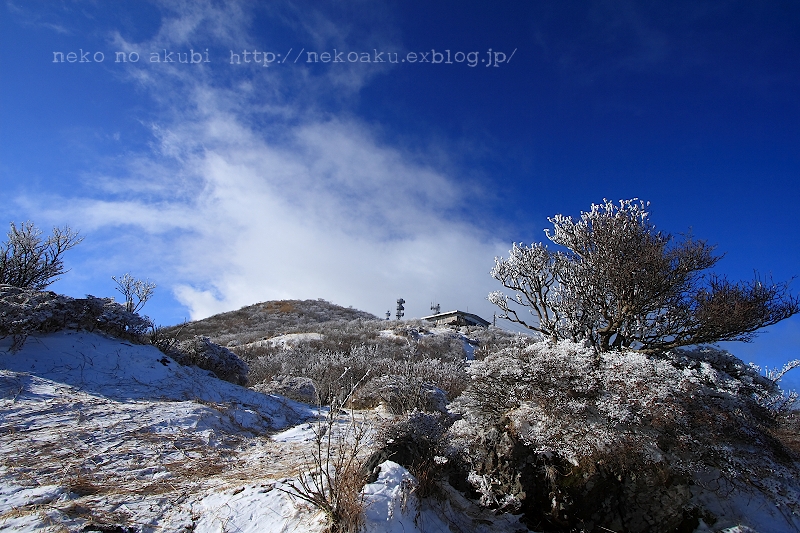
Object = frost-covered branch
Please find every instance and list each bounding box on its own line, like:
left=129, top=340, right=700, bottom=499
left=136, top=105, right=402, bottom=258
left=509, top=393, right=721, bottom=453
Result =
left=113, top=273, right=156, bottom=313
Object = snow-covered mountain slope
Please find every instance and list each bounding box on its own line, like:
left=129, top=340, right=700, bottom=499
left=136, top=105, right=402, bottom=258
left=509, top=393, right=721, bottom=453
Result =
left=0, top=331, right=529, bottom=533
left=1, top=331, right=312, bottom=424
left=0, top=331, right=318, bottom=531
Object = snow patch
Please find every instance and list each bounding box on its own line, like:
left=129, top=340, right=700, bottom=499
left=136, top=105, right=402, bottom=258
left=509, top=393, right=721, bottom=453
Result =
left=0, top=484, right=64, bottom=514
left=191, top=483, right=326, bottom=533
left=362, top=461, right=424, bottom=532
left=272, top=421, right=322, bottom=443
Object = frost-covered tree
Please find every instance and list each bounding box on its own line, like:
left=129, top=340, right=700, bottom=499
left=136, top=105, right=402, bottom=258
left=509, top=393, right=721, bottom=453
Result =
left=489, top=199, right=800, bottom=353
left=0, top=221, right=83, bottom=290
left=113, top=273, right=156, bottom=313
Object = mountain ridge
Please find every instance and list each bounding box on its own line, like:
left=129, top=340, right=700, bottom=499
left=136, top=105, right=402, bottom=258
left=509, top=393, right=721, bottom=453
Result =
left=165, top=299, right=379, bottom=346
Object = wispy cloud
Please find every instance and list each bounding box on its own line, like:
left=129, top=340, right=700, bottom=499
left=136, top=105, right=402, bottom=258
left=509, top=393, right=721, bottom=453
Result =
left=6, top=1, right=72, bottom=35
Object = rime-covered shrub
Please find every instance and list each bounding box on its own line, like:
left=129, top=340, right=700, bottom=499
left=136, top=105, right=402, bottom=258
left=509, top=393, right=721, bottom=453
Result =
left=0, top=222, right=82, bottom=290
left=456, top=341, right=673, bottom=464
left=246, top=339, right=468, bottom=408
left=415, top=330, right=469, bottom=359
left=0, top=285, right=151, bottom=349
left=448, top=339, right=800, bottom=530
left=351, top=375, right=448, bottom=414
left=378, top=411, right=450, bottom=458
left=170, top=336, right=249, bottom=386
left=247, top=344, right=392, bottom=405
left=456, top=339, right=791, bottom=473
left=490, top=199, right=800, bottom=353
left=381, top=358, right=468, bottom=403
left=463, top=326, right=522, bottom=360
left=235, top=319, right=431, bottom=363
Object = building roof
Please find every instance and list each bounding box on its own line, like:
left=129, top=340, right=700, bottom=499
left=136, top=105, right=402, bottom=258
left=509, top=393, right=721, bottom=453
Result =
left=421, top=310, right=491, bottom=328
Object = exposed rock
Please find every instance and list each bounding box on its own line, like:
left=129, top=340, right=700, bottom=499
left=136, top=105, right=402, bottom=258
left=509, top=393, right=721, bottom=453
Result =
left=253, top=375, right=318, bottom=404
left=170, top=336, right=249, bottom=386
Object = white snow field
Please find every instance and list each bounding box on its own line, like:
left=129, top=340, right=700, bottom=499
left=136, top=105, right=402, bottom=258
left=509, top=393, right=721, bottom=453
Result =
left=0, top=330, right=528, bottom=532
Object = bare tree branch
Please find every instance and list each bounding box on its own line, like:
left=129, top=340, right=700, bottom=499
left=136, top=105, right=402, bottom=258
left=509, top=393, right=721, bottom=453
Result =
left=0, top=221, right=83, bottom=289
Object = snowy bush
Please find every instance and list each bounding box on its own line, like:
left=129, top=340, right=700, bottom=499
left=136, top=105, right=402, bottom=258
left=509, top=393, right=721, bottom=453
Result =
left=464, top=326, right=522, bottom=360
left=351, top=374, right=448, bottom=414
left=170, top=336, right=249, bottom=386
left=0, top=285, right=151, bottom=349
left=112, top=273, right=156, bottom=313
left=281, top=393, right=372, bottom=533
left=247, top=346, right=361, bottom=405
left=447, top=339, right=800, bottom=530
left=246, top=340, right=468, bottom=409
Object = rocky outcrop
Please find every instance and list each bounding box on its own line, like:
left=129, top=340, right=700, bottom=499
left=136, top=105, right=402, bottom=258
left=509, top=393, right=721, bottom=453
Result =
left=461, top=424, right=712, bottom=532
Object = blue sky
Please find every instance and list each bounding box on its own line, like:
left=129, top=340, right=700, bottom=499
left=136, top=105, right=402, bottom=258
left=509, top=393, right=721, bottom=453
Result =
left=1, top=1, right=799, bottom=383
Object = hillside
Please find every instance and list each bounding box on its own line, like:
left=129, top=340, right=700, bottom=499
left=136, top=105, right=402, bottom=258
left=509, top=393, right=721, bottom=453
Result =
left=0, top=330, right=315, bottom=531
left=164, top=299, right=379, bottom=346
left=0, top=289, right=528, bottom=532
left=0, top=330, right=528, bottom=533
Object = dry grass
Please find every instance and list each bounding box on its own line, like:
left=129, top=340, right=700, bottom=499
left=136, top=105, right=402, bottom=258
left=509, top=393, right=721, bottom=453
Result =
left=0, top=392, right=271, bottom=531
left=276, top=301, right=296, bottom=313
left=771, top=412, right=800, bottom=458
left=61, top=502, right=133, bottom=530
left=66, top=474, right=107, bottom=497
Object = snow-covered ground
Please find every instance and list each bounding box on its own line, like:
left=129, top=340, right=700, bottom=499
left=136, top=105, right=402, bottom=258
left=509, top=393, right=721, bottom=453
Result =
left=0, top=330, right=527, bottom=532
left=0, top=331, right=315, bottom=531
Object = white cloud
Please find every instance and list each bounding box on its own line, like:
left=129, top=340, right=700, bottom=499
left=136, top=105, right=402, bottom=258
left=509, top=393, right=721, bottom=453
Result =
left=157, top=113, right=507, bottom=320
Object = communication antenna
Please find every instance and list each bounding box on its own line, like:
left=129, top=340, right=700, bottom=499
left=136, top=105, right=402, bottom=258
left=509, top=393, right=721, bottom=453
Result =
left=396, top=298, right=405, bottom=321
left=385, top=310, right=391, bottom=321
left=430, top=302, right=440, bottom=315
